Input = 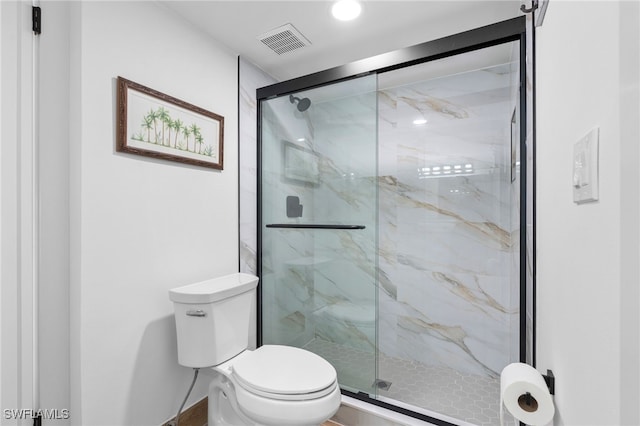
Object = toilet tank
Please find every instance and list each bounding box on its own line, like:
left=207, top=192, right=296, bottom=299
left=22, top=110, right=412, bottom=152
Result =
left=169, top=273, right=259, bottom=368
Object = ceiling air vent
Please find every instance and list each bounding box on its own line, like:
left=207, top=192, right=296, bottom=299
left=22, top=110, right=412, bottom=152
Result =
left=257, top=23, right=311, bottom=55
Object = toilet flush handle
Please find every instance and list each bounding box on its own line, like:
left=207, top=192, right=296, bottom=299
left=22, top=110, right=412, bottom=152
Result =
left=186, top=309, right=207, bottom=317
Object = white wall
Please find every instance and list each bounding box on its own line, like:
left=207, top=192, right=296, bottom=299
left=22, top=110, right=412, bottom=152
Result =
left=618, top=2, right=640, bottom=424
left=39, top=2, right=71, bottom=422
left=536, top=1, right=640, bottom=424
left=67, top=2, right=238, bottom=424
left=1, top=2, right=38, bottom=423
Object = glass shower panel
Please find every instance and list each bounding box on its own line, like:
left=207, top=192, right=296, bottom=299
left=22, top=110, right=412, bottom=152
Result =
left=260, top=75, right=378, bottom=394
left=376, top=41, right=521, bottom=425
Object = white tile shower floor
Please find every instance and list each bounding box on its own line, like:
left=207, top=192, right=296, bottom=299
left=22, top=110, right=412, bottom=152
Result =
left=305, top=339, right=513, bottom=426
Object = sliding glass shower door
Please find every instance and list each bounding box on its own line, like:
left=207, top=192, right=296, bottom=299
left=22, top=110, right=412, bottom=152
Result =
left=257, top=17, right=528, bottom=426
left=372, top=41, right=522, bottom=425
left=259, top=75, right=379, bottom=394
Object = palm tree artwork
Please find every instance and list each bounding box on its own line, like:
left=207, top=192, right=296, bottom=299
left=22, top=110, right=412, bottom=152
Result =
left=189, top=123, right=200, bottom=153
left=172, top=118, right=183, bottom=148
left=130, top=107, right=216, bottom=157
left=156, top=107, right=169, bottom=146
left=181, top=125, right=191, bottom=151
left=118, top=77, right=223, bottom=170
left=141, top=115, right=153, bottom=142
left=150, top=109, right=160, bottom=143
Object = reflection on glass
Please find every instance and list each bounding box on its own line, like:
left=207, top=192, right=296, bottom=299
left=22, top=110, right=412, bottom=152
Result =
left=261, top=75, right=379, bottom=395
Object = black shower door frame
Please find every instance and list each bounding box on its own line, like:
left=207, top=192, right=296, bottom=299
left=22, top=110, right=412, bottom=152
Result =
left=256, top=15, right=530, bottom=425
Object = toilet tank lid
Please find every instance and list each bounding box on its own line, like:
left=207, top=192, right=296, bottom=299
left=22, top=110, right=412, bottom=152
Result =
left=169, top=273, right=259, bottom=304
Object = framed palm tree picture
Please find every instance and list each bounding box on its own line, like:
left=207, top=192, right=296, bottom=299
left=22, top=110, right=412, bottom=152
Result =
left=116, top=76, right=224, bottom=170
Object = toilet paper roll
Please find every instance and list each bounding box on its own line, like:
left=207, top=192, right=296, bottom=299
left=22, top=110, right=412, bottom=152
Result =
left=500, top=363, right=555, bottom=426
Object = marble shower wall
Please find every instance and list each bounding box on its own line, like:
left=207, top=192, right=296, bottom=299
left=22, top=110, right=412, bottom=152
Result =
left=305, top=78, right=378, bottom=353
left=376, top=56, right=520, bottom=378
left=239, top=57, right=275, bottom=275
left=243, top=41, right=523, bottom=385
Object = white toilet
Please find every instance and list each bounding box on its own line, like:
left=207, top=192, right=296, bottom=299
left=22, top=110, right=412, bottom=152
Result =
left=169, top=273, right=341, bottom=426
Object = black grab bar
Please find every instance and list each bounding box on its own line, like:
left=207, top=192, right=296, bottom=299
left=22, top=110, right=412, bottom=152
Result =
left=266, top=224, right=366, bottom=230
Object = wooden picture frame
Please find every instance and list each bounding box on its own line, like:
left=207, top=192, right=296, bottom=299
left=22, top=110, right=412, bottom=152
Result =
left=116, top=76, right=224, bottom=170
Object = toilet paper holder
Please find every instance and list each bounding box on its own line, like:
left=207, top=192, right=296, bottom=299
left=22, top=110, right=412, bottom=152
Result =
left=518, top=370, right=556, bottom=411
left=542, top=369, right=555, bottom=395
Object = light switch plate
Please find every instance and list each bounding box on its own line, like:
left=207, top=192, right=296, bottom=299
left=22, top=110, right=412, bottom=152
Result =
left=573, top=127, right=599, bottom=204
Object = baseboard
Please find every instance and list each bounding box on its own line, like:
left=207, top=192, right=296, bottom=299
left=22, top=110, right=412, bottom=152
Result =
left=161, top=397, right=207, bottom=426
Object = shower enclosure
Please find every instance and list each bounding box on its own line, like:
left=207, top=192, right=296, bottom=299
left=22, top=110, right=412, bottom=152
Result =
left=257, top=17, right=529, bottom=426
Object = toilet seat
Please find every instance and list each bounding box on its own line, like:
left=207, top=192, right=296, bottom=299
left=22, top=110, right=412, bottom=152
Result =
left=232, top=345, right=338, bottom=401
left=216, top=345, right=342, bottom=425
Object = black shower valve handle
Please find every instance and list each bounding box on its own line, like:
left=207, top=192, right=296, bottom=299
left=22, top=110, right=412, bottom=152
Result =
left=286, top=195, right=304, bottom=218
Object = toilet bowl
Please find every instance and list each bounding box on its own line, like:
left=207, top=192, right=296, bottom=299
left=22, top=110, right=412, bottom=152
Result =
left=209, top=345, right=341, bottom=425
left=169, top=273, right=341, bottom=426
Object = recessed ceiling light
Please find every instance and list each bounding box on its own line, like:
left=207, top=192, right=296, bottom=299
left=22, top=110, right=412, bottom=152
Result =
left=332, top=0, right=362, bottom=21
left=412, top=118, right=427, bottom=125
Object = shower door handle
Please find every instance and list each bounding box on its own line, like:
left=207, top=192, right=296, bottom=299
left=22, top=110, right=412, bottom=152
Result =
left=266, top=224, right=366, bottom=230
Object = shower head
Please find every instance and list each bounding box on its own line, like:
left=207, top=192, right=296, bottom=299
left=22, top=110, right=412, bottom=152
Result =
left=289, top=94, right=311, bottom=112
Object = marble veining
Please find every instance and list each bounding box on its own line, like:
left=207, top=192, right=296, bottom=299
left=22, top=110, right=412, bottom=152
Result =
left=431, top=272, right=511, bottom=316
left=397, top=314, right=498, bottom=378
left=378, top=175, right=512, bottom=250
left=397, top=94, right=470, bottom=120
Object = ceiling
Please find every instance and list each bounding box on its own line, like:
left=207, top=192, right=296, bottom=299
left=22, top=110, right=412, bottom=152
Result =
left=162, top=1, right=523, bottom=82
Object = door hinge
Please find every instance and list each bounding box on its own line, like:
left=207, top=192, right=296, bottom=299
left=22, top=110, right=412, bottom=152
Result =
left=32, top=6, right=41, bottom=35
